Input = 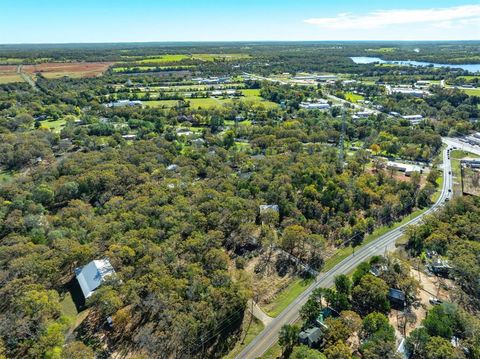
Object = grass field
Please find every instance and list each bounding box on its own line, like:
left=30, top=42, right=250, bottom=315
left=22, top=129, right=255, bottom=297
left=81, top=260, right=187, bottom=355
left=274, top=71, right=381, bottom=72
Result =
left=39, top=119, right=66, bottom=132
left=0, top=170, right=15, bottom=185
left=113, top=65, right=195, bottom=72
left=192, top=53, right=251, bottom=61
left=24, top=62, right=112, bottom=79
left=145, top=92, right=278, bottom=109
left=345, top=92, right=365, bottom=102
left=461, top=88, right=480, bottom=97
left=451, top=150, right=480, bottom=196
left=0, top=65, right=22, bottom=83
left=137, top=54, right=190, bottom=64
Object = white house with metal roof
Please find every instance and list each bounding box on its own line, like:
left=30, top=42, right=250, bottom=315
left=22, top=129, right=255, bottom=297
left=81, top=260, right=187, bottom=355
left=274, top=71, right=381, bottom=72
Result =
left=75, top=259, right=115, bottom=299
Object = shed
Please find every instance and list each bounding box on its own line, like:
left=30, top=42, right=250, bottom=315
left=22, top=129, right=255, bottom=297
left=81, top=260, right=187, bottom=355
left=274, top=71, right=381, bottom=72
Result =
left=75, top=259, right=115, bottom=299
left=388, top=288, right=406, bottom=309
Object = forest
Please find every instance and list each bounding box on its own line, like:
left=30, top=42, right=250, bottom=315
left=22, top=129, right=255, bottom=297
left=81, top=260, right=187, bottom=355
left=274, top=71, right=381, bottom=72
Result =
left=0, top=42, right=479, bottom=358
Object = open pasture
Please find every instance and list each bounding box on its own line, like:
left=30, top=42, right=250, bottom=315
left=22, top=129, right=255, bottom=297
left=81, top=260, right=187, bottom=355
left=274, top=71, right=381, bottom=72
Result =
left=23, top=62, right=113, bottom=79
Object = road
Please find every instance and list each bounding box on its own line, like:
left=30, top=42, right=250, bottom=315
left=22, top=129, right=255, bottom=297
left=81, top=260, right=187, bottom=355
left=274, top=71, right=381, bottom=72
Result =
left=442, top=137, right=480, bottom=156
left=236, top=145, right=453, bottom=359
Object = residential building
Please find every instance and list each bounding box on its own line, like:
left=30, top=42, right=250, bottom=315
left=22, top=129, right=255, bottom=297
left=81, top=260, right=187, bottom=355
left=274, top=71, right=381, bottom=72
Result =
left=75, top=259, right=115, bottom=299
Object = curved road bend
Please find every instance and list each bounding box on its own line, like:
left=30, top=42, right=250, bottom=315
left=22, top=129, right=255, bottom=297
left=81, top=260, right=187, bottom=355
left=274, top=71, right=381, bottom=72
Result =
left=236, top=145, right=453, bottom=359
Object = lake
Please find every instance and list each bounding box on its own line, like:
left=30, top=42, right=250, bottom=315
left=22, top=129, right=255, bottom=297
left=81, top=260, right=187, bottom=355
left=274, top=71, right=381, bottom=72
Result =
left=350, top=56, right=480, bottom=73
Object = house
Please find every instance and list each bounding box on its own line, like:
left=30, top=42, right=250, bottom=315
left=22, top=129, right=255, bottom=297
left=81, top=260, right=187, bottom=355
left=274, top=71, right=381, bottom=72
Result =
left=391, top=88, right=428, bottom=97
left=299, top=327, right=323, bottom=348
left=166, top=164, right=179, bottom=171
left=106, top=100, right=143, bottom=108
left=388, top=288, right=406, bottom=309
left=352, top=111, right=373, bottom=120
left=122, top=134, right=137, bottom=141
left=299, top=101, right=330, bottom=110
left=75, top=259, right=115, bottom=299
left=402, top=115, right=424, bottom=125
left=259, top=204, right=279, bottom=213
left=429, top=258, right=452, bottom=277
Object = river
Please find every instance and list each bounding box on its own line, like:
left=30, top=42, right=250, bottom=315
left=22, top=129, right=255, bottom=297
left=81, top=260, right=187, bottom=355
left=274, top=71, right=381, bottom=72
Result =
left=350, top=56, right=480, bottom=73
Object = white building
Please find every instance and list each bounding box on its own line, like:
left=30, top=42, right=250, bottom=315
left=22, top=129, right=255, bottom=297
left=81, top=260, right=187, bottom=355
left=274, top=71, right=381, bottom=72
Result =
left=106, top=100, right=142, bottom=108
left=390, top=88, right=428, bottom=97
left=299, top=101, right=330, bottom=110
left=75, top=259, right=115, bottom=299
left=403, top=115, right=424, bottom=125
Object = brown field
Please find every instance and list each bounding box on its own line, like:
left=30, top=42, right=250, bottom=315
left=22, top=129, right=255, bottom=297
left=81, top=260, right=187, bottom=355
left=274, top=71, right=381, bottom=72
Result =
left=0, top=65, right=22, bottom=83
left=23, top=62, right=113, bottom=79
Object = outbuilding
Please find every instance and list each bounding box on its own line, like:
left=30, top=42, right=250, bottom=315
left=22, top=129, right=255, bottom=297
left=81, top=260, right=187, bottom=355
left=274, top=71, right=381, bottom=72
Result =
left=75, top=259, right=116, bottom=300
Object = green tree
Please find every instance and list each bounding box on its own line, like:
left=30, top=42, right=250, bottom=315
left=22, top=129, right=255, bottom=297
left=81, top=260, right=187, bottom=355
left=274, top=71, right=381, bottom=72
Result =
left=425, top=336, right=465, bottom=359
left=323, top=341, right=352, bottom=359
left=290, top=345, right=326, bottom=359
left=278, top=324, right=300, bottom=355
left=352, top=275, right=390, bottom=316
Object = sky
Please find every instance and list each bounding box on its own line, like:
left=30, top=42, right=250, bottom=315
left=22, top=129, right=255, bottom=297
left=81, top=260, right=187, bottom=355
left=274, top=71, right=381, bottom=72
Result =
left=1, top=0, right=479, bottom=43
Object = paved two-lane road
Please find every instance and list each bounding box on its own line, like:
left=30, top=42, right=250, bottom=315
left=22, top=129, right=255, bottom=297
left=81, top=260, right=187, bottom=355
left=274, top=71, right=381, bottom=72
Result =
left=236, top=145, right=453, bottom=359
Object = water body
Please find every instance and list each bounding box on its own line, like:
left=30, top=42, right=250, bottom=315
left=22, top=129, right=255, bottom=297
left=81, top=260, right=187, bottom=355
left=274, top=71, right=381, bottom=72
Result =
left=350, top=56, right=480, bottom=73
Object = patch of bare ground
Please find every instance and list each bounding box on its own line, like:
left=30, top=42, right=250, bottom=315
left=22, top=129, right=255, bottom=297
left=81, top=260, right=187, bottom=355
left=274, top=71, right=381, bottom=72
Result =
left=389, top=267, right=455, bottom=339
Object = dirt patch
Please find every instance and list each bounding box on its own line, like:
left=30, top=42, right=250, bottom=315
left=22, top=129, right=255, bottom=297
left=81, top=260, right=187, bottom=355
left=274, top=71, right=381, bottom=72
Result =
left=243, top=251, right=296, bottom=306
left=23, top=62, right=113, bottom=78
left=388, top=267, right=455, bottom=338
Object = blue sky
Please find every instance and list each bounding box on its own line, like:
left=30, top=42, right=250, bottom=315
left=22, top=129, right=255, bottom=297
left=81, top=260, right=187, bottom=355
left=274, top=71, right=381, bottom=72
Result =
left=1, top=0, right=479, bottom=43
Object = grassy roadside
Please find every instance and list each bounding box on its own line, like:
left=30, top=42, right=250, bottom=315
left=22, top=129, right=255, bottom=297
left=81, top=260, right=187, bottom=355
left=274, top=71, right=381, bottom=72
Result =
left=263, top=277, right=314, bottom=317
left=223, top=318, right=264, bottom=359
left=261, top=165, right=445, bottom=318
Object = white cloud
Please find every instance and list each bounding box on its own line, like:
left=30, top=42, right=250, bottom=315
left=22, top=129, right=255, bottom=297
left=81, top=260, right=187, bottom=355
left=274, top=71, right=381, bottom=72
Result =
left=304, top=4, right=480, bottom=30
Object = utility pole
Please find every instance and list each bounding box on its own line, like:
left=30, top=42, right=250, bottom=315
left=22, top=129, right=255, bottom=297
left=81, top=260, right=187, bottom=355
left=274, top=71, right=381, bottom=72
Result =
left=338, top=107, right=346, bottom=171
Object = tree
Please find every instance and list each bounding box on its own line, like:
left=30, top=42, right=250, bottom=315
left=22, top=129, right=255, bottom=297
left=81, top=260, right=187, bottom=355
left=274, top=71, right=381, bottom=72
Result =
left=323, top=341, right=352, bottom=359
left=61, top=341, right=94, bottom=359
left=425, top=336, right=465, bottom=359
left=361, top=312, right=395, bottom=342
left=423, top=303, right=464, bottom=339
left=278, top=324, right=300, bottom=355
left=300, top=297, right=322, bottom=325
left=335, top=275, right=352, bottom=297
left=291, top=345, right=326, bottom=359
left=352, top=275, right=390, bottom=316
left=324, top=317, right=352, bottom=347
left=406, top=328, right=430, bottom=359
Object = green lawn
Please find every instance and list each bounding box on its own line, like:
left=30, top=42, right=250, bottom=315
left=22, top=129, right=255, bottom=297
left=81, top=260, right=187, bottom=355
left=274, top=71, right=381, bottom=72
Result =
left=39, top=119, right=66, bottom=132
left=60, top=292, right=78, bottom=319
left=261, top=343, right=282, bottom=359
left=0, top=170, right=14, bottom=185
left=345, top=92, right=365, bottom=103
left=262, top=277, right=314, bottom=317
left=223, top=319, right=264, bottom=359
left=461, top=88, right=480, bottom=97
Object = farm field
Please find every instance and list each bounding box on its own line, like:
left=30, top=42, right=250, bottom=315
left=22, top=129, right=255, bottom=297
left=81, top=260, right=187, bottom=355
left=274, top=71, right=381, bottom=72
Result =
left=137, top=54, right=190, bottom=64
left=0, top=65, right=22, bottom=83
left=23, top=62, right=113, bottom=79
left=113, top=65, right=195, bottom=72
